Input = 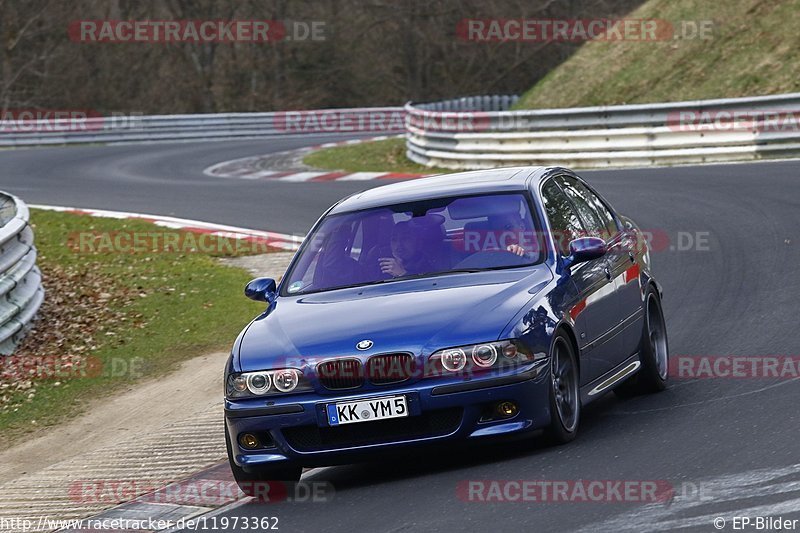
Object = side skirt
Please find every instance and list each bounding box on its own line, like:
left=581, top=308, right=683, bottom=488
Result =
left=580, top=353, right=641, bottom=405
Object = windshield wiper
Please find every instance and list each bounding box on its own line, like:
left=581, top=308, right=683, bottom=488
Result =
left=294, top=268, right=489, bottom=295
left=368, top=268, right=486, bottom=284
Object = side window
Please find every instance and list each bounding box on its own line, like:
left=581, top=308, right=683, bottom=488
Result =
left=556, top=176, right=614, bottom=240
left=569, top=177, right=618, bottom=239
left=541, top=179, right=585, bottom=256
left=588, top=194, right=618, bottom=241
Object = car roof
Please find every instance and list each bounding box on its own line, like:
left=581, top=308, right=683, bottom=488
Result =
left=330, top=166, right=556, bottom=214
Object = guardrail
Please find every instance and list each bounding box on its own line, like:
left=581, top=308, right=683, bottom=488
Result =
left=405, top=93, right=800, bottom=169
left=0, top=107, right=404, bottom=146
left=0, top=193, right=44, bottom=355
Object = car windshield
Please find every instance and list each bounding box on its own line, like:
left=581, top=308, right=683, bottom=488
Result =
left=282, top=192, right=545, bottom=295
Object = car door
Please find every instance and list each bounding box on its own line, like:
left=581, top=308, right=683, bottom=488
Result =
left=551, top=175, right=627, bottom=377
left=557, top=175, right=644, bottom=362
left=540, top=177, right=619, bottom=383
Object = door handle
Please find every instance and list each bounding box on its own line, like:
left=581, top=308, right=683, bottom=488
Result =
left=603, top=266, right=612, bottom=280
left=628, top=251, right=635, bottom=262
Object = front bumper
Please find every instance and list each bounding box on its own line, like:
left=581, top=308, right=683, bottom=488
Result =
left=225, top=361, right=551, bottom=469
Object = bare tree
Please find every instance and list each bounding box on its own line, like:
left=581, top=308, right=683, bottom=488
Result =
left=0, top=0, right=647, bottom=113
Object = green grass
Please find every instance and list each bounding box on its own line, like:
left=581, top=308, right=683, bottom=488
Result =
left=303, top=138, right=451, bottom=174
left=307, top=2, right=800, bottom=173
left=515, top=0, right=800, bottom=109
left=0, top=210, right=269, bottom=447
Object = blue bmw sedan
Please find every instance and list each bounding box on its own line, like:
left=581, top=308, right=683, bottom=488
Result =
left=224, top=166, right=668, bottom=493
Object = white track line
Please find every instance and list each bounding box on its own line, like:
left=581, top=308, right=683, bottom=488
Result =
left=277, top=171, right=329, bottom=182
left=336, top=172, right=387, bottom=181
left=576, top=462, right=800, bottom=533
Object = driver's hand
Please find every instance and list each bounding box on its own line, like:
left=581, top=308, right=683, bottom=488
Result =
left=379, top=257, right=407, bottom=277
left=507, top=244, right=526, bottom=256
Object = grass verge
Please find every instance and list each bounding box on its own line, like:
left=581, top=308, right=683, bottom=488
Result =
left=0, top=210, right=270, bottom=448
left=303, top=137, right=451, bottom=175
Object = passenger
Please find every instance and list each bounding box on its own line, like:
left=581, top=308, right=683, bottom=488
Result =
left=318, top=223, right=365, bottom=287
left=379, top=218, right=444, bottom=277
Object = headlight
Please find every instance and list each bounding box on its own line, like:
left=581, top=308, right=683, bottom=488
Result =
left=230, top=375, right=248, bottom=393
left=226, top=368, right=310, bottom=398
left=273, top=369, right=300, bottom=392
left=247, top=372, right=272, bottom=394
left=427, top=340, right=542, bottom=376
left=441, top=348, right=467, bottom=372
left=472, top=344, right=498, bottom=367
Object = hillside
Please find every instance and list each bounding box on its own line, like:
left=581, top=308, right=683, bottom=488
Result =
left=515, top=0, right=800, bottom=109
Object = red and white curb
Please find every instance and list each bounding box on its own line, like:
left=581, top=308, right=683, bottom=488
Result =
left=230, top=170, right=431, bottom=182
left=203, top=135, right=432, bottom=182
left=30, top=205, right=304, bottom=251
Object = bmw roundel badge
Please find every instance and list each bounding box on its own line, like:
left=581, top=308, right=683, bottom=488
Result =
left=356, top=339, right=373, bottom=350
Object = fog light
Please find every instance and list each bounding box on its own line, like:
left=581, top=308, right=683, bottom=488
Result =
left=496, top=401, right=518, bottom=418
left=239, top=433, right=260, bottom=449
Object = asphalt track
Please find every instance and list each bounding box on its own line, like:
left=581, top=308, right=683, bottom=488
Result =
left=1, top=138, right=799, bottom=532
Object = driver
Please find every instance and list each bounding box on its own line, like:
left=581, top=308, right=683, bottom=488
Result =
left=489, top=212, right=529, bottom=257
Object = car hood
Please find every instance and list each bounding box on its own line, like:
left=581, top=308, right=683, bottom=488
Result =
left=236, top=266, right=553, bottom=371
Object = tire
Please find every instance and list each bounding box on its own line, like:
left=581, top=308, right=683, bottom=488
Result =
left=614, top=286, right=669, bottom=397
left=546, top=333, right=581, bottom=444
left=225, top=426, right=302, bottom=500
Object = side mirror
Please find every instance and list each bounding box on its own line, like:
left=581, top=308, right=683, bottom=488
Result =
left=562, top=237, right=606, bottom=270
left=244, top=277, right=277, bottom=303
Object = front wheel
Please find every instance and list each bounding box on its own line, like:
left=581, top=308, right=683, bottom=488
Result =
left=225, top=426, right=302, bottom=499
left=546, top=333, right=581, bottom=444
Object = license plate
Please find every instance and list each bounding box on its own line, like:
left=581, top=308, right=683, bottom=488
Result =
left=326, top=395, right=408, bottom=426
